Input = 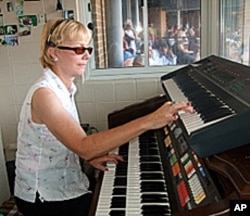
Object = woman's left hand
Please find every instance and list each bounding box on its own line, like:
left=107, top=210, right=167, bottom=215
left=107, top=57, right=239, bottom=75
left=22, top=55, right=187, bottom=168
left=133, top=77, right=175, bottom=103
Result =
left=88, top=154, right=125, bottom=171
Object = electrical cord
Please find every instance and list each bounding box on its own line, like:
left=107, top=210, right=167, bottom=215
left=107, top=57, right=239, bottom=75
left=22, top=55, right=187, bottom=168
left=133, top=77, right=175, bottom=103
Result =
left=208, top=208, right=230, bottom=216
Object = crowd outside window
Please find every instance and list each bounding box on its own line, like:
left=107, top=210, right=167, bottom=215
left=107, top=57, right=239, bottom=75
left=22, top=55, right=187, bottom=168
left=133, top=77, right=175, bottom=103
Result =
left=174, top=27, right=200, bottom=64
left=133, top=44, right=157, bottom=66
left=123, top=20, right=201, bottom=67
left=165, top=24, right=200, bottom=65
left=123, top=29, right=135, bottom=67
left=124, top=20, right=137, bottom=55
left=187, top=27, right=200, bottom=55
left=166, top=24, right=179, bottom=55
left=151, top=39, right=177, bottom=65
left=148, top=22, right=158, bottom=46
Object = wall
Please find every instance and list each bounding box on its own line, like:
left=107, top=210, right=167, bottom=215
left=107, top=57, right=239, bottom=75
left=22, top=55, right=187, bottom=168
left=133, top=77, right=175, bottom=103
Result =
left=0, top=0, right=77, bottom=159
left=0, top=0, right=163, bottom=161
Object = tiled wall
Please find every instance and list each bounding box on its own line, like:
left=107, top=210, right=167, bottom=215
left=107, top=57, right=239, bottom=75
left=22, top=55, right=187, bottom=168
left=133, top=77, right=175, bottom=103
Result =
left=0, top=0, right=164, bottom=160
left=75, top=78, right=163, bottom=131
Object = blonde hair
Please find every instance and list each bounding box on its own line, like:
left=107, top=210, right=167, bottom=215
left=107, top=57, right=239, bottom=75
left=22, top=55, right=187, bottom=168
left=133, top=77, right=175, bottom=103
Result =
left=39, top=18, right=91, bottom=69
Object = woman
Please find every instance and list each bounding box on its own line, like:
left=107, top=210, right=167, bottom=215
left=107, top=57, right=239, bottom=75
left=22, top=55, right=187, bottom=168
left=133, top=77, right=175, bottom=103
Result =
left=14, top=18, right=194, bottom=216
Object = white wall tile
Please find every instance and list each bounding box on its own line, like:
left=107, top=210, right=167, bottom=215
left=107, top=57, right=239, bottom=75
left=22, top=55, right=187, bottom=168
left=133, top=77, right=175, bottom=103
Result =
left=77, top=102, right=98, bottom=124
left=0, top=65, right=13, bottom=86
left=96, top=102, right=117, bottom=123
left=0, top=47, right=10, bottom=63
left=14, top=84, right=32, bottom=105
left=0, top=105, right=18, bottom=124
left=12, top=63, right=42, bottom=85
left=94, top=80, right=115, bottom=102
left=9, top=43, right=40, bottom=64
left=136, top=78, right=160, bottom=100
left=1, top=124, right=17, bottom=144
left=0, top=85, right=15, bottom=106
left=75, top=80, right=96, bottom=103
left=114, top=79, right=136, bottom=101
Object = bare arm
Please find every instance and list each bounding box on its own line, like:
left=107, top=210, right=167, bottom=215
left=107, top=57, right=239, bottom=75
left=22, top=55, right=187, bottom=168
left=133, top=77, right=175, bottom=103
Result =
left=32, top=88, right=194, bottom=161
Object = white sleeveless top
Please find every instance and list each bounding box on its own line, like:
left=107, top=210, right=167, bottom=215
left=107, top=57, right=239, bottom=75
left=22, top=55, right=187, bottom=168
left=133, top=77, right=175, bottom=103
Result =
left=14, top=69, right=89, bottom=202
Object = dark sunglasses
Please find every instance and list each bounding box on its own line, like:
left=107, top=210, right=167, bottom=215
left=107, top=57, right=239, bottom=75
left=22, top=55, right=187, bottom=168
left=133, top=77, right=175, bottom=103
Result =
left=57, top=46, right=93, bottom=55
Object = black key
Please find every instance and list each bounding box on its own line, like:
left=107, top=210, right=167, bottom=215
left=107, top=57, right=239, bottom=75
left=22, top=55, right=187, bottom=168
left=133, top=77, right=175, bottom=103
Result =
left=110, top=196, right=126, bottom=208
left=109, top=210, right=126, bottom=216
left=141, top=205, right=171, bottom=215
left=115, top=162, right=128, bottom=176
left=140, top=172, right=164, bottom=180
left=112, top=187, right=126, bottom=195
left=141, top=194, right=169, bottom=203
left=114, top=177, right=127, bottom=186
left=140, top=163, right=162, bottom=171
left=202, top=108, right=233, bottom=122
left=141, top=181, right=166, bottom=192
left=140, top=156, right=160, bottom=162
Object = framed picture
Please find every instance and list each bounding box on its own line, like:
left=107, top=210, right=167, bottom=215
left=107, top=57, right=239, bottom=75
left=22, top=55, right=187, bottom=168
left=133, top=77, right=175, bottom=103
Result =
left=18, top=25, right=31, bottom=36
left=0, top=14, right=3, bottom=26
left=18, top=15, right=37, bottom=26
left=0, top=26, right=4, bottom=35
left=64, top=10, right=74, bottom=20
left=38, top=13, right=46, bottom=25
left=4, top=25, right=18, bottom=35
left=5, top=35, right=19, bottom=46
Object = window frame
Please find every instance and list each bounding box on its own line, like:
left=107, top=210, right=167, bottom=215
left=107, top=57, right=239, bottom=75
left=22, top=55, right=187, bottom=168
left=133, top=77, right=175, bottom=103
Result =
left=78, top=0, right=220, bottom=80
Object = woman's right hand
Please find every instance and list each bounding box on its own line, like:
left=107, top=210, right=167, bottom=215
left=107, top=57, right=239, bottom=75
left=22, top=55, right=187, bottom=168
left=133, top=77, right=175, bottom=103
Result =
left=145, top=101, right=195, bottom=130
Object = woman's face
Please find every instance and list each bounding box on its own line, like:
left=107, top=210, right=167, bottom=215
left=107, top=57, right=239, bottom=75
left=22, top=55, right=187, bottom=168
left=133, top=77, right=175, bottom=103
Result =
left=53, top=37, right=92, bottom=78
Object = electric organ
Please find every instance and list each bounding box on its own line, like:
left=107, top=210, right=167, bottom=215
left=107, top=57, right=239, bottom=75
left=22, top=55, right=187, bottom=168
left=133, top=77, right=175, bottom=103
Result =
left=89, top=55, right=250, bottom=216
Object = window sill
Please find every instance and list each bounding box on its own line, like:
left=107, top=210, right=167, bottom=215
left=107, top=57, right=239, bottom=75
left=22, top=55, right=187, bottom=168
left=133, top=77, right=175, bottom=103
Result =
left=86, top=65, right=186, bottom=80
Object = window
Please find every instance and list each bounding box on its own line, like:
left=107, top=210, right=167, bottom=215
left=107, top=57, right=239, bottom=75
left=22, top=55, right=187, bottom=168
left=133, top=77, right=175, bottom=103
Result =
left=89, top=0, right=200, bottom=68
left=220, top=0, right=250, bottom=65
left=78, top=0, right=201, bottom=78
left=78, top=0, right=250, bottom=79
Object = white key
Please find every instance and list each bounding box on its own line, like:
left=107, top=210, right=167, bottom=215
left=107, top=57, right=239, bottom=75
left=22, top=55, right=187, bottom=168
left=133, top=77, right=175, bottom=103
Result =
left=162, top=79, right=235, bottom=134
